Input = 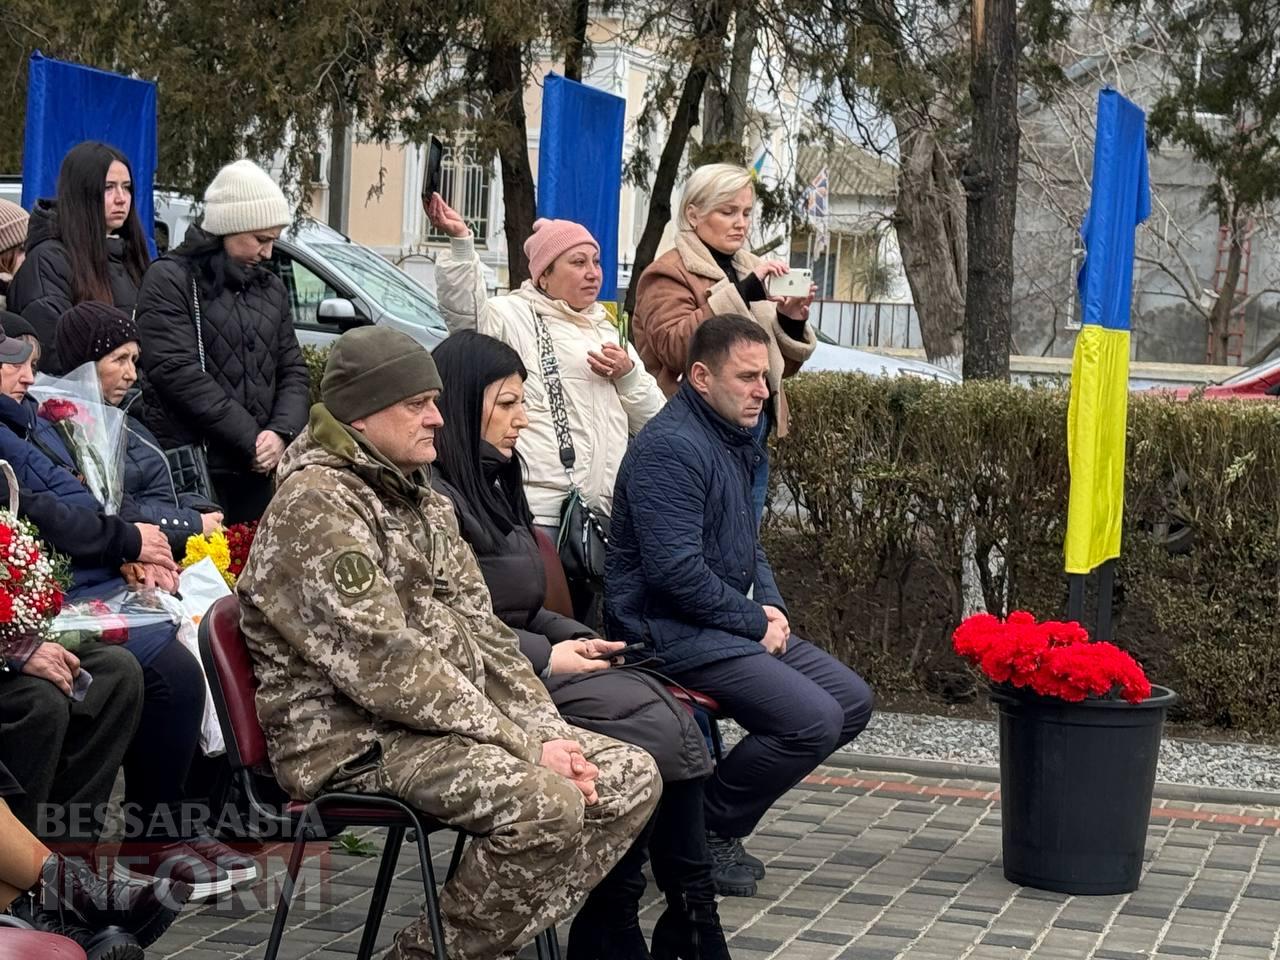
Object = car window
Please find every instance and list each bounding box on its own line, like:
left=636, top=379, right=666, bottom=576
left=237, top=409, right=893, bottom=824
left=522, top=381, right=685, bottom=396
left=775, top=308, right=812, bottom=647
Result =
left=272, top=250, right=339, bottom=328
left=311, top=241, right=448, bottom=335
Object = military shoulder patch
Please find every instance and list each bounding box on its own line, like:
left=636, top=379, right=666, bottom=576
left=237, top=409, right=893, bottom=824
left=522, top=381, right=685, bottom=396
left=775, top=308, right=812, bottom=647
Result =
left=332, top=551, right=377, bottom=598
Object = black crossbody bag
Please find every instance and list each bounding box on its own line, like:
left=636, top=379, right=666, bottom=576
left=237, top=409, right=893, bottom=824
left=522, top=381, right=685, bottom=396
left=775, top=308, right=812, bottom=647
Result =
left=162, top=277, right=216, bottom=500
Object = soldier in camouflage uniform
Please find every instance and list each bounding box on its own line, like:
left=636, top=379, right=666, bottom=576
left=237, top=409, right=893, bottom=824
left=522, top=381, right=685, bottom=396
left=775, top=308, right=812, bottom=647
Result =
left=236, top=326, right=661, bottom=960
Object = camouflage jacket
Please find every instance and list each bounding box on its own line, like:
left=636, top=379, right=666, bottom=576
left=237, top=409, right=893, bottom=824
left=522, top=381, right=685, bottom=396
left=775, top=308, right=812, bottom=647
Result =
left=237, top=403, right=576, bottom=799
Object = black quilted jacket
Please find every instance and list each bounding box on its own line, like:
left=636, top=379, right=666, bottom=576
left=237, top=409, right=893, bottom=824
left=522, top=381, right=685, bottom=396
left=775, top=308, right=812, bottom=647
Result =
left=7, top=200, right=143, bottom=374
left=134, top=230, right=310, bottom=475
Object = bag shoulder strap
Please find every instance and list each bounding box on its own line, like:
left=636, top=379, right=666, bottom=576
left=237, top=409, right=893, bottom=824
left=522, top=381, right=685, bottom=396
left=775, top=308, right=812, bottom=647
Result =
left=529, top=310, right=577, bottom=477
left=190, top=275, right=206, bottom=373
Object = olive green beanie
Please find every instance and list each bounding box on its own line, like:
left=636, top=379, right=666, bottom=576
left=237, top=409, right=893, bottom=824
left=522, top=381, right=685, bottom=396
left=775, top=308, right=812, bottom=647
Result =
left=321, top=326, right=443, bottom=422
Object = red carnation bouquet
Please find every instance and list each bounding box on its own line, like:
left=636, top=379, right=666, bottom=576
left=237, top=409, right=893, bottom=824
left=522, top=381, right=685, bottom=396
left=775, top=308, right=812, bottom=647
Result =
left=952, top=611, right=1152, bottom=704
left=0, top=464, right=69, bottom=661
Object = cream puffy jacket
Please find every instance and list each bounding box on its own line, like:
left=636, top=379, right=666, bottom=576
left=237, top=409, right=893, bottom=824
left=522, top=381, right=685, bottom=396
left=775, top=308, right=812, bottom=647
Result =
left=436, top=236, right=666, bottom=527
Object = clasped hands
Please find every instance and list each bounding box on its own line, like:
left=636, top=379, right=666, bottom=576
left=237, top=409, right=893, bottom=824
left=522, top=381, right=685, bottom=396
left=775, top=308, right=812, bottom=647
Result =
left=761, top=604, right=790, bottom=655
left=539, top=739, right=600, bottom=805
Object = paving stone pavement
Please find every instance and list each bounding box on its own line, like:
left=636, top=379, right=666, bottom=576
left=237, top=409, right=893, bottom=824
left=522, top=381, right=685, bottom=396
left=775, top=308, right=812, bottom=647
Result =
left=151, top=766, right=1280, bottom=960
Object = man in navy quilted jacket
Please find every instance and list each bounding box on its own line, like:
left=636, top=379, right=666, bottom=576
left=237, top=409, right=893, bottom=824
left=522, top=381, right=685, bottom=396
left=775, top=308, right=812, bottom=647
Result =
left=606, top=312, right=874, bottom=896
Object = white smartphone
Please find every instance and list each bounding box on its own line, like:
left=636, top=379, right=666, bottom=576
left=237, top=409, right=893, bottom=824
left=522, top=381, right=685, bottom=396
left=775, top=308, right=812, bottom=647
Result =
left=767, top=268, right=813, bottom=298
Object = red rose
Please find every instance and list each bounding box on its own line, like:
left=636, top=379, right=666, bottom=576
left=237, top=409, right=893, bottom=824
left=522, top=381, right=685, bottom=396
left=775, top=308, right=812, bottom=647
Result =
left=38, top=398, right=80, bottom=423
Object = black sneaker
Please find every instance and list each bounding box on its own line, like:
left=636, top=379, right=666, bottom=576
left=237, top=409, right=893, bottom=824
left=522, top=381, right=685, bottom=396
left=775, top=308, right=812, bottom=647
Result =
left=726, top=835, right=766, bottom=880
left=706, top=833, right=758, bottom=897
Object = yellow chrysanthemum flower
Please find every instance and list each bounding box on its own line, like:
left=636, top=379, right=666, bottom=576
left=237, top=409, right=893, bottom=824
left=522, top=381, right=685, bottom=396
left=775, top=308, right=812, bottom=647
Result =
left=182, top=530, right=234, bottom=589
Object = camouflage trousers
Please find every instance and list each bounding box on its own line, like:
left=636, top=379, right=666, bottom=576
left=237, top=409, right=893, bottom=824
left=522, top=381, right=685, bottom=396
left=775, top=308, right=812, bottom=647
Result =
left=338, top=728, right=661, bottom=960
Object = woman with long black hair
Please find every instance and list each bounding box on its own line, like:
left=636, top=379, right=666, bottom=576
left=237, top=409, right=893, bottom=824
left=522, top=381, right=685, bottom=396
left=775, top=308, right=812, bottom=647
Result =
left=432, top=330, right=742, bottom=960
left=8, top=141, right=150, bottom=373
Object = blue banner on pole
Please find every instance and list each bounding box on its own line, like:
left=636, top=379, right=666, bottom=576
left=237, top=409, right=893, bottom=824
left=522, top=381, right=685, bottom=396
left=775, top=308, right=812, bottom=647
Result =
left=23, top=51, right=159, bottom=254
left=537, top=73, right=625, bottom=302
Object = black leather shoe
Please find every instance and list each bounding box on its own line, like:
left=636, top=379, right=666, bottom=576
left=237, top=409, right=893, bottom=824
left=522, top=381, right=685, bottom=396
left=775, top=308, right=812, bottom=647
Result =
left=40, top=852, right=191, bottom=947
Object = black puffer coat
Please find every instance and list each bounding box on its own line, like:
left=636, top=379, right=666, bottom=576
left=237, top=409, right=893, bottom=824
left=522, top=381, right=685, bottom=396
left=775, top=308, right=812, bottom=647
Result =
left=134, top=227, right=309, bottom=517
left=436, top=467, right=711, bottom=783
left=7, top=200, right=143, bottom=374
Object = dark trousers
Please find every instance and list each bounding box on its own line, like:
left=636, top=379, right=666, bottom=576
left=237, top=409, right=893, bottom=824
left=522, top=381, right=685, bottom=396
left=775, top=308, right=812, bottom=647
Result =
left=674, top=637, right=873, bottom=838
left=0, top=643, right=144, bottom=841
left=121, top=639, right=206, bottom=839
left=212, top=469, right=273, bottom=525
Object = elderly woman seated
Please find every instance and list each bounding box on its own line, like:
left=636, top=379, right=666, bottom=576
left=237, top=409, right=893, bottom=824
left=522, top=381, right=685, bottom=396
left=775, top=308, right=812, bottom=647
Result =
left=0, top=312, right=250, bottom=902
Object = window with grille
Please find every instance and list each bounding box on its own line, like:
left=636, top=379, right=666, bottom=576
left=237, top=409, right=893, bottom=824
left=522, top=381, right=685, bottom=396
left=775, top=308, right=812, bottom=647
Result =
left=426, top=144, right=493, bottom=246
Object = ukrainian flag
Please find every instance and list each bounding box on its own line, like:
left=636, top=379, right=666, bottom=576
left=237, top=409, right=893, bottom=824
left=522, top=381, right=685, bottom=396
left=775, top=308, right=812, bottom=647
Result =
left=1065, top=89, right=1151, bottom=575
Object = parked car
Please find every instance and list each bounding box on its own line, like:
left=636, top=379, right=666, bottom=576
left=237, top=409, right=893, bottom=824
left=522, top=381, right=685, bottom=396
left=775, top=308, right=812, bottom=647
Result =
left=804, top=330, right=961, bottom=383
left=266, top=219, right=449, bottom=349
left=1162, top=355, right=1280, bottom=400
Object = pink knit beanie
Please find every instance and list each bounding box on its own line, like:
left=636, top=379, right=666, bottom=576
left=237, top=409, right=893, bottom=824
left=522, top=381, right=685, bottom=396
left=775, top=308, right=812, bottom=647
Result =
left=524, top=218, right=598, bottom=283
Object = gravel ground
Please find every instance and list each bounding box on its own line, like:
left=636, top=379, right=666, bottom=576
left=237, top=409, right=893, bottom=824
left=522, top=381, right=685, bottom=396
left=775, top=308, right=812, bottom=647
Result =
left=724, top=710, right=1280, bottom=793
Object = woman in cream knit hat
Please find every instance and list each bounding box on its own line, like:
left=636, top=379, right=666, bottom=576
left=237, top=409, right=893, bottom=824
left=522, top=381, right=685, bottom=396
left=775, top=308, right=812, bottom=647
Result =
left=134, top=159, right=310, bottom=523
left=427, top=191, right=666, bottom=622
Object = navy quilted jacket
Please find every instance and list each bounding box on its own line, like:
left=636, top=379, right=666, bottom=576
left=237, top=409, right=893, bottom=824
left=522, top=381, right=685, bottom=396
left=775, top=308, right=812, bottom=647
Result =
left=0, top=395, right=128, bottom=592
left=605, top=382, right=785, bottom=673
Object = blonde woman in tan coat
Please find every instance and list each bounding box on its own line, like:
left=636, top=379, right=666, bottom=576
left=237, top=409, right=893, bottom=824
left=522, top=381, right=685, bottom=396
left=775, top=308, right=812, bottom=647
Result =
left=632, top=163, right=817, bottom=522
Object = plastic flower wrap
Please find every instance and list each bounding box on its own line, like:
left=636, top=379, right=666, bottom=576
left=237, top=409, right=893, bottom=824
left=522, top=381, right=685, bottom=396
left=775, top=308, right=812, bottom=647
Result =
left=952, top=610, right=1151, bottom=704
left=0, top=468, right=70, bottom=656
left=30, top=364, right=127, bottom=515
left=50, top=589, right=182, bottom=651
left=182, top=529, right=233, bottom=588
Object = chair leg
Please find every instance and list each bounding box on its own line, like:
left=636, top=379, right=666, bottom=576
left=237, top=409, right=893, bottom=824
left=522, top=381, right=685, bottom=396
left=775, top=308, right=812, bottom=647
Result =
left=536, top=926, right=563, bottom=960
left=709, top=716, right=725, bottom=763
left=413, top=822, right=449, bottom=960
left=356, top=825, right=405, bottom=960
left=264, top=829, right=310, bottom=960
left=445, top=830, right=467, bottom=882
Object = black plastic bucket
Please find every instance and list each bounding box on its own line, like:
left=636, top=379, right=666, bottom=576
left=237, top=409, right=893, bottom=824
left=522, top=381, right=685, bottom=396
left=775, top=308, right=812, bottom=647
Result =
left=992, top=683, right=1177, bottom=895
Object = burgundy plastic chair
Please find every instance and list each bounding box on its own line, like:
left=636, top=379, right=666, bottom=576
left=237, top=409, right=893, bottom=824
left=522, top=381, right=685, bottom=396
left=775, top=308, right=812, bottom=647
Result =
left=533, top=528, right=574, bottom=621
left=198, top=595, right=562, bottom=960
left=0, top=922, right=86, bottom=960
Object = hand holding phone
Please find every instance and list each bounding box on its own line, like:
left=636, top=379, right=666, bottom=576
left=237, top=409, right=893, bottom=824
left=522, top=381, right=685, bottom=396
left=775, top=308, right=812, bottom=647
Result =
left=767, top=268, right=813, bottom=299
left=421, top=136, right=444, bottom=202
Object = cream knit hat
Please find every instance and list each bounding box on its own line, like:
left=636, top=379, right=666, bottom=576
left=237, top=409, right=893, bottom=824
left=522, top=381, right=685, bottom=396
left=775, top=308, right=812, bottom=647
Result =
left=201, top=159, right=291, bottom=236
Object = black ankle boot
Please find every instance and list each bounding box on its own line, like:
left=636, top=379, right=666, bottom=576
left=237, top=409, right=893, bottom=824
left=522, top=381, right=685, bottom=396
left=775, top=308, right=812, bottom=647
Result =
left=39, top=852, right=191, bottom=947
left=567, top=898, right=650, bottom=960
left=650, top=895, right=731, bottom=960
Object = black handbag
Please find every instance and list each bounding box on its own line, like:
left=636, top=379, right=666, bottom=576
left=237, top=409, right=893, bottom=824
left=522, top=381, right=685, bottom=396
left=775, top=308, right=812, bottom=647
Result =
left=530, top=311, right=610, bottom=587
left=163, top=277, right=216, bottom=501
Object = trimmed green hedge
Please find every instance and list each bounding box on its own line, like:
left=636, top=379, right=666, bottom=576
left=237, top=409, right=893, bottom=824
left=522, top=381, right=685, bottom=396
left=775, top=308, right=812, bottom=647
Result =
left=768, top=373, right=1280, bottom=733
left=304, top=344, right=1280, bottom=732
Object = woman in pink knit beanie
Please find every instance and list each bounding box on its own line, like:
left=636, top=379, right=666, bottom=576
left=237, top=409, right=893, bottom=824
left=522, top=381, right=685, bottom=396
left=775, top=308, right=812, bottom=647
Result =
left=427, top=193, right=667, bottom=621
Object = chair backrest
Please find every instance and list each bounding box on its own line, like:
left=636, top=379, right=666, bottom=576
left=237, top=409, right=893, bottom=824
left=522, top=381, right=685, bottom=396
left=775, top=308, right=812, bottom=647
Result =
left=534, top=527, right=574, bottom=619
left=197, top=594, right=269, bottom=772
